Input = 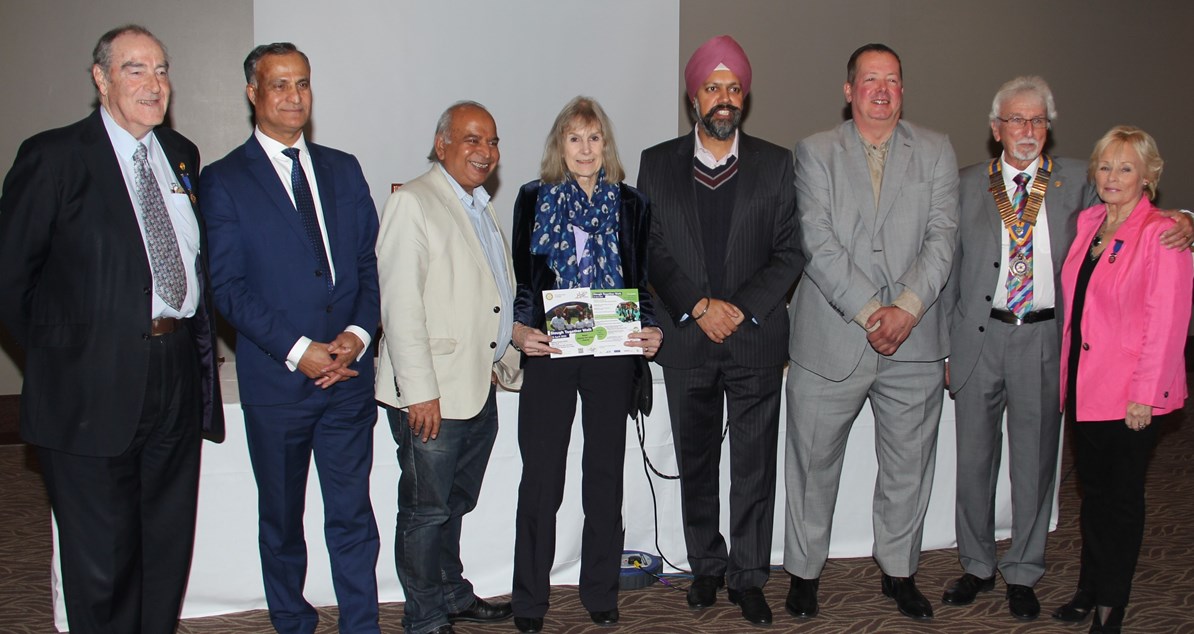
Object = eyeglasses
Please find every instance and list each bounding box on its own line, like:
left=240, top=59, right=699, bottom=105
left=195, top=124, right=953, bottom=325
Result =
left=995, top=116, right=1050, bottom=129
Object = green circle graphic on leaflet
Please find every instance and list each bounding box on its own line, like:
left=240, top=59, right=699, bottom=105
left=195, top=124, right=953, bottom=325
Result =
left=576, top=331, right=596, bottom=346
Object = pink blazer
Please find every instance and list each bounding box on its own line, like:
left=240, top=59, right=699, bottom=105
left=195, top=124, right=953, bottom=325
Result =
left=1060, top=196, right=1192, bottom=420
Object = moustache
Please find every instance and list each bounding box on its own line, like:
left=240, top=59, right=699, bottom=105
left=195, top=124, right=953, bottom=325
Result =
left=704, top=103, right=742, bottom=118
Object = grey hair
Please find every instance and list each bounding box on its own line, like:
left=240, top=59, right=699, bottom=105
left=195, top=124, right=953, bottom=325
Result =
left=92, top=25, right=167, bottom=79
left=427, top=100, right=490, bottom=163
left=244, top=42, right=309, bottom=84
left=989, top=75, right=1057, bottom=124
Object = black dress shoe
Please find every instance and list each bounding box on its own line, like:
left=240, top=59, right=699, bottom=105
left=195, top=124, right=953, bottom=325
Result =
left=941, top=573, right=995, bottom=605
left=513, top=616, right=543, bottom=633
left=686, top=575, right=725, bottom=609
left=1007, top=584, right=1040, bottom=620
left=1090, top=606, right=1124, bottom=634
left=784, top=574, right=819, bottom=618
left=447, top=596, right=513, bottom=623
left=1053, top=588, right=1096, bottom=623
left=427, top=626, right=455, bottom=634
left=881, top=573, right=933, bottom=620
left=728, top=586, right=773, bottom=626
left=588, top=608, right=619, bottom=626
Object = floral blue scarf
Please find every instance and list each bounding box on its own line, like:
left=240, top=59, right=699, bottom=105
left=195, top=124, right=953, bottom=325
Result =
left=531, top=171, right=624, bottom=289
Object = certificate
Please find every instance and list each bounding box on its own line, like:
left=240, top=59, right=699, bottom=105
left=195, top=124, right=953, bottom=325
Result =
left=543, top=287, right=644, bottom=358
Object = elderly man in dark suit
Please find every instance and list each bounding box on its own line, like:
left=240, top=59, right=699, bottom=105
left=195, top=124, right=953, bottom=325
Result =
left=783, top=43, right=958, bottom=622
left=199, top=43, right=381, bottom=634
left=638, top=34, right=804, bottom=627
left=942, top=75, right=1193, bottom=622
left=0, top=25, right=223, bottom=634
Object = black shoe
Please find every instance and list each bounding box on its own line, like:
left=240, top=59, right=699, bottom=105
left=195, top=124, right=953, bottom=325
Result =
left=588, top=609, right=619, bottom=626
left=881, top=573, right=933, bottom=620
left=728, top=586, right=773, bottom=626
left=784, top=574, right=819, bottom=618
left=686, top=575, right=725, bottom=609
left=1090, top=606, right=1124, bottom=634
left=941, top=573, right=995, bottom=605
left=513, top=616, right=543, bottom=633
left=1007, top=584, right=1040, bottom=620
left=1053, top=588, right=1096, bottom=623
left=447, top=596, right=513, bottom=623
left=427, top=626, right=455, bottom=634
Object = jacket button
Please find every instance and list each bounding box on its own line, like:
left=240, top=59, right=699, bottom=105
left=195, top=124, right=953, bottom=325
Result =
left=985, top=295, right=992, bottom=301
left=1081, top=342, right=1090, bottom=350
left=993, top=261, right=1000, bottom=268
left=493, top=306, right=500, bottom=313
left=143, top=287, right=151, bottom=295
left=489, top=341, right=497, bottom=349
left=1164, top=391, right=1169, bottom=398
left=326, top=305, right=333, bottom=313
left=315, top=270, right=323, bottom=277
left=142, top=333, right=150, bottom=340
left=978, top=326, right=984, bottom=332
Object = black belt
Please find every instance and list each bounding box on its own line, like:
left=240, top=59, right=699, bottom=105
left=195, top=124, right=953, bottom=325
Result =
left=990, top=307, right=1054, bottom=325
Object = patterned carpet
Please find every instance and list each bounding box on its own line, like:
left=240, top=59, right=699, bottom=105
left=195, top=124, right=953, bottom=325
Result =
left=2, top=402, right=1193, bottom=633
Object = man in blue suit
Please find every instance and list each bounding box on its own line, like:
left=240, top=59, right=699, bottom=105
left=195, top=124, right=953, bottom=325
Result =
left=199, top=42, right=381, bottom=634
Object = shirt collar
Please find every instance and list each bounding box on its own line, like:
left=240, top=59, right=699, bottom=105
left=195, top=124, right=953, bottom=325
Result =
left=254, top=126, right=310, bottom=159
left=100, top=105, right=158, bottom=159
left=1000, top=153, right=1041, bottom=186
left=693, top=125, right=739, bottom=168
left=437, top=163, right=490, bottom=209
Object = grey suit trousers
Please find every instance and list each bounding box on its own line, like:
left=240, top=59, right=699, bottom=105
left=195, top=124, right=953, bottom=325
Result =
left=784, top=349, right=944, bottom=578
left=951, top=317, right=1061, bottom=586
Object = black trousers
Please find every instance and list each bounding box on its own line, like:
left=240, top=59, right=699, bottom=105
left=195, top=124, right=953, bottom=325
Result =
left=662, top=345, right=782, bottom=590
left=39, top=326, right=202, bottom=634
left=1072, top=414, right=1160, bottom=607
left=512, top=355, right=634, bottom=617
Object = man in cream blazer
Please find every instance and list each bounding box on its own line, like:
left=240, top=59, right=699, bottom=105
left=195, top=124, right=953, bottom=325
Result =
left=375, top=101, right=520, bottom=634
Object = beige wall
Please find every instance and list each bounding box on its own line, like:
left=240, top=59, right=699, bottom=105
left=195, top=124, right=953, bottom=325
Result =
left=680, top=0, right=1194, bottom=210
left=0, top=0, right=252, bottom=394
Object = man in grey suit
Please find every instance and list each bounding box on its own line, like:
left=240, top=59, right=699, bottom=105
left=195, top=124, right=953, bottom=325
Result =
left=783, top=43, right=958, bottom=621
left=942, top=76, right=1193, bottom=621
left=639, top=35, right=804, bottom=627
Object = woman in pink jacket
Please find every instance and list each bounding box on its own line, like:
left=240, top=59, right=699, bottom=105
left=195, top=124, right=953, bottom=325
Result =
left=1056, top=126, right=1192, bottom=634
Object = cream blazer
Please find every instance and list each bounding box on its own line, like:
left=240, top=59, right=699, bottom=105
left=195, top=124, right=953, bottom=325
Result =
left=375, top=166, right=521, bottom=420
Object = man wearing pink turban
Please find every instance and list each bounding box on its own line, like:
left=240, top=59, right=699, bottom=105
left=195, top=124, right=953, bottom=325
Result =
left=637, top=34, right=805, bottom=627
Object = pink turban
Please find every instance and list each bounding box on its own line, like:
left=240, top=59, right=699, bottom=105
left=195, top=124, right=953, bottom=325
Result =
left=684, top=35, right=752, bottom=101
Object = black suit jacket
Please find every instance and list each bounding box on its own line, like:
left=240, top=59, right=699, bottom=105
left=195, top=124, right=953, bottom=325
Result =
left=0, top=110, right=224, bottom=456
left=511, top=179, right=657, bottom=330
left=638, top=132, right=804, bottom=369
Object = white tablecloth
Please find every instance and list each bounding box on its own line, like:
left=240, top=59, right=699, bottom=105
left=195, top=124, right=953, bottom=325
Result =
left=54, top=364, right=1050, bottom=628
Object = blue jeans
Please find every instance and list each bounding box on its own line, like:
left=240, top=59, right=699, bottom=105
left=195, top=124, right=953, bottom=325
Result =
left=387, top=386, right=498, bottom=634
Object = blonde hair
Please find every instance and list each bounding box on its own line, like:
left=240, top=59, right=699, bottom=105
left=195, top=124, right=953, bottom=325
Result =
left=539, top=96, right=625, bottom=185
left=1089, top=125, right=1164, bottom=200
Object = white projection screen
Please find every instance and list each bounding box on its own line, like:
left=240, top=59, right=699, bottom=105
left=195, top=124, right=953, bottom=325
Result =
left=253, top=0, right=681, bottom=235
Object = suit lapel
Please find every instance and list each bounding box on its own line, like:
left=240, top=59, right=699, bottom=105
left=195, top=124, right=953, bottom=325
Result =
left=243, top=136, right=311, bottom=249
left=724, top=134, right=758, bottom=263
left=81, top=112, right=148, bottom=269
left=875, top=123, right=911, bottom=233
left=672, top=134, right=706, bottom=263
left=982, top=163, right=1005, bottom=252
left=428, top=168, right=491, bottom=273
left=308, top=144, right=344, bottom=279
left=1044, top=159, right=1076, bottom=269
left=837, top=122, right=876, bottom=235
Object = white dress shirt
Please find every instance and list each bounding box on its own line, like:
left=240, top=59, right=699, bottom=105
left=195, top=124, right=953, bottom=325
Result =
left=100, top=106, right=200, bottom=319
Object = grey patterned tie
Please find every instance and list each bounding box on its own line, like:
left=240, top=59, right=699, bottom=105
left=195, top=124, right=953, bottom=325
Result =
left=133, top=143, right=186, bottom=310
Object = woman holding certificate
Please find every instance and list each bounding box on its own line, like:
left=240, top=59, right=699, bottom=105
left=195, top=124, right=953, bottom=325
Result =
left=509, top=96, right=662, bottom=633
left=1055, top=126, right=1191, bottom=634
